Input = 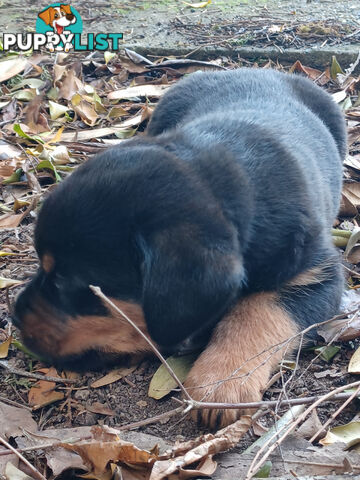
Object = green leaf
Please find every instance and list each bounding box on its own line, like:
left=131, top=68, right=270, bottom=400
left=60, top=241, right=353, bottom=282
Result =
left=36, top=159, right=62, bottom=182
left=2, top=168, right=23, bottom=185
left=255, top=461, right=272, bottom=478
left=13, top=124, right=44, bottom=144
left=330, top=55, right=344, bottom=80
left=148, top=354, right=196, bottom=399
left=320, top=421, right=360, bottom=448
left=314, top=345, right=340, bottom=362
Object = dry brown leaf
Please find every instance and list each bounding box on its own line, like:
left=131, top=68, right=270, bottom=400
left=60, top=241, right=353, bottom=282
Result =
left=0, top=212, right=26, bottom=229
left=91, top=366, right=136, bottom=388
left=72, top=99, right=98, bottom=126
left=339, top=191, right=358, bottom=217
left=348, top=125, right=360, bottom=146
left=60, top=127, right=125, bottom=142
left=0, top=402, right=37, bottom=439
left=0, top=332, right=11, bottom=359
left=343, top=183, right=360, bottom=208
left=290, top=60, right=328, bottom=84
left=318, top=315, right=360, bottom=342
left=28, top=367, right=65, bottom=409
left=58, top=68, right=84, bottom=101
left=0, top=276, right=23, bottom=288
left=108, top=85, right=170, bottom=101
left=25, top=94, right=50, bottom=134
left=86, top=402, right=115, bottom=416
left=0, top=57, right=29, bottom=83
left=151, top=416, right=251, bottom=479
left=61, top=438, right=156, bottom=475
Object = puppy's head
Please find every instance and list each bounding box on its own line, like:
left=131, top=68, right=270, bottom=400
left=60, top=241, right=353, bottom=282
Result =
left=38, top=5, right=76, bottom=33
left=14, top=140, right=244, bottom=370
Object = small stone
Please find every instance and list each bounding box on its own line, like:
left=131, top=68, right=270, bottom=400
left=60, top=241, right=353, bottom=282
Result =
left=74, top=389, right=90, bottom=401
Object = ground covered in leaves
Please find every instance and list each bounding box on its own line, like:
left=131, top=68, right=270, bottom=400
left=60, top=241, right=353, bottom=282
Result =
left=1, top=47, right=360, bottom=479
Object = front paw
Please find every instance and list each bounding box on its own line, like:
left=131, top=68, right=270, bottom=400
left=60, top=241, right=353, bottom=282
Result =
left=184, top=353, right=265, bottom=429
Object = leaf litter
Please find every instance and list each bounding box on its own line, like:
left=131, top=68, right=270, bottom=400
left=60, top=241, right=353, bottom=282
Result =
left=1, top=48, right=360, bottom=479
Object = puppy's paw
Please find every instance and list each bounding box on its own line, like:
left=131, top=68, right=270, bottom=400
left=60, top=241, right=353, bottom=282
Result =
left=183, top=350, right=265, bottom=429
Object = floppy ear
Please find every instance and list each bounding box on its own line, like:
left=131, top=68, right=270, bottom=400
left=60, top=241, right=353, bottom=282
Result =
left=38, top=7, right=53, bottom=25
left=139, top=223, right=244, bottom=348
left=61, top=4, right=72, bottom=15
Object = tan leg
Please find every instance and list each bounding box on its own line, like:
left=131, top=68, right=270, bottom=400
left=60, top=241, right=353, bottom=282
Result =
left=184, top=292, right=299, bottom=428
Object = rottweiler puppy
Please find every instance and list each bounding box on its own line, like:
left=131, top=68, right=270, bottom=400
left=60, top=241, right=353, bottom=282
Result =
left=14, top=68, right=346, bottom=428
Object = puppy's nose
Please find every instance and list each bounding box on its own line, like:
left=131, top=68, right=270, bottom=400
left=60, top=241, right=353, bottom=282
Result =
left=66, top=13, right=74, bottom=21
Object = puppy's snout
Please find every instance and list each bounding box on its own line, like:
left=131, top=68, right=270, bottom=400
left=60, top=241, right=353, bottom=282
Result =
left=66, top=13, right=75, bottom=21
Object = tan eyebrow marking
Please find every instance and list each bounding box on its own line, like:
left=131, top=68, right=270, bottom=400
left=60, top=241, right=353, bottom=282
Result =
left=42, top=253, right=55, bottom=274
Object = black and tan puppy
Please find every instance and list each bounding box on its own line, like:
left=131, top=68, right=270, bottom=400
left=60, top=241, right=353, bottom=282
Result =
left=14, top=68, right=346, bottom=427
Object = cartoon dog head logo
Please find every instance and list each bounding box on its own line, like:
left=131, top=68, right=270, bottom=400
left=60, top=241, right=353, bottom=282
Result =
left=38, top=4, right=76, bottom=35
left=36, top=3, right=82, bottom=52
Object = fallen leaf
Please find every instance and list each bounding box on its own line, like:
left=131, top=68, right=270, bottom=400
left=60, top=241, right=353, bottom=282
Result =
left=297, top=410, right=324, bottom=440
left=86, top=402, right=115, bottom=416
left=344, top=228, right=360, bottom=261
left=91, top=366, right=136, bottom=388
left=58, top=68, right=84, bottom=101
left=183, top=0, right=211, bottom=7
left=314, top=345, right=340, bottom=362
left=339, top=192, right=357, bottom=217
left=0, top=402, right=37, bottom=439
left=0, top=277, right=23, bottom=288
left=4, top=462, right=34, bottom=479
left=320, top=421, right=360, bottom=448
left=108, top=84, right=170, bottom=101
left=330, top=55, right=345, bottom=80
left=0, top=334, right=11, bottom=359
left=148, top=354, right=196, bottom=399
left=348, top=346, right=360, bottom=373
left=0, top=57, right=28, bottom=83
left=151, top=416, right=251, bottom=479
left=28, top=367, right=65, bottom=409
left=332, top=90, right=347, bottom=104
left=49, top=100, right=68, bottom=120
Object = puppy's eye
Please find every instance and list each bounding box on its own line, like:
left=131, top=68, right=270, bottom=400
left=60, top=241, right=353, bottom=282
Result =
left=60, top=11, right=66, bottom=16
left=54, top=12, right=59, bottom=18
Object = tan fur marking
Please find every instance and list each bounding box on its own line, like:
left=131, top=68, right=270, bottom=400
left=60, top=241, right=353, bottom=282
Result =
left=41, top=253, right=55, bottom=274
left=20, top=298, right=152, bottom=358
left=184, top=292, right=298, bottom=428
left=287, top=260, right=336, bottom=288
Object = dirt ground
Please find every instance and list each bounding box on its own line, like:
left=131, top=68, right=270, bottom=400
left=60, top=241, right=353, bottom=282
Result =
left=1, top=14, right=360, bottom=477
left=0, top=0, right=359, bottom=51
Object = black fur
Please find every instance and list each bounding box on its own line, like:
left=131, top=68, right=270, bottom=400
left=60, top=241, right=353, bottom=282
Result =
left=14, top=68, right=346, bottom=366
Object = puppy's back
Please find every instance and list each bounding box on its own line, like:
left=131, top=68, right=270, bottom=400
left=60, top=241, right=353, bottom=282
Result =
left=148, top=68, right=346, bottom=160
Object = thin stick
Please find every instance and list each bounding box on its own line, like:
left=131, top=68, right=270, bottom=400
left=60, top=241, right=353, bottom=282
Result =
left=90, top=285, right=192, bottom=401
left=0, top=434, right=46, bottom=480
left=0, top=436, right=92, bottom=457
left=0, top=361, right=77, bottom=384
left=309, top=384, right=360, bottom=443
left=0, top=394, right=33, bottom=411
left=184, top=391, right=360, bottom=411
left=245, top=379, right=360, bottom=479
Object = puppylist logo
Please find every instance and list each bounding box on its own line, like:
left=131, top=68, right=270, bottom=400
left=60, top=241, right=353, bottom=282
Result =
left=2, top=3, right=123, bottom=52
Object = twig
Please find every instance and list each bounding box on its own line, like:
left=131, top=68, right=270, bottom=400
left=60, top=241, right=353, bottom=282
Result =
left=0, top=434, right=46, bottom=480
left=89, top=285, right=192, bottom=401
left=0, top=361, right=77, bottom=384
left=245, top=380, right=360, bottom=479
left=309, top=384, right=360, bottom=443
left=117, top=406, right=184, bottom=431
left=184, top=391, right=360, bottom=411
left=0, top=436, right=92, bottom=457
left=0, top=394, right=33, bottom=411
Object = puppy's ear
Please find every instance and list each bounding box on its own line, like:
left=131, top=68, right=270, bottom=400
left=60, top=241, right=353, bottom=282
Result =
left=38, top=7, right=53, bottom=25
left=138, top=224, right=244, bottom=348
left=60, top=4, right=72, bottom=15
